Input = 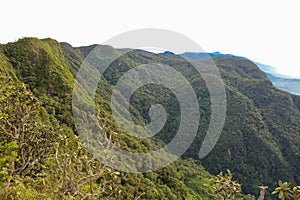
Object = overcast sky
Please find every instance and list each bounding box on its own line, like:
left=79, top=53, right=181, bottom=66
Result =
left=1, top=0, right=299, bottom=77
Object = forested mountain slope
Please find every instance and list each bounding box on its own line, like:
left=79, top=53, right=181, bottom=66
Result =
left=1, top=37, right=299, bottom=199
left=177, top=51, right=300, bottom=95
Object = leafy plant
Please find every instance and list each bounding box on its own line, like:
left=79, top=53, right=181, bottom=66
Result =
left=0, top=76, right=55, bottom=178
left=272, top=180, right=300, bottom=200
left=205, top=169, right=242, bottom=200
left=292, top=186, right=300, bottom=200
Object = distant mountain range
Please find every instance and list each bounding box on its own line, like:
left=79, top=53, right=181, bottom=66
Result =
left=254, top=63, right=300, bottom=95
left=164, top=51, right=300, bottom=95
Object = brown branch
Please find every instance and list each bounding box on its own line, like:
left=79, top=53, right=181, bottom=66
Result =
left=257, top=186, right=268, bottom=200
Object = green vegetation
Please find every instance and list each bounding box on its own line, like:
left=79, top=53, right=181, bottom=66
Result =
left=0, top=37, right=299, bottom=199
left=272, top=180, right=300, bottom=200
left=205, top=170, right=242, bottom=199
left=0, top=38, right=219, bottom=199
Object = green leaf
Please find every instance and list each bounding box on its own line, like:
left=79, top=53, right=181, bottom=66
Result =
left=0, top=113, right=9, bottom=120
left=279, top=191, right=283, bottom=199
left=272, top=191, right=278, bottom=195
left=282, top=182, right=287, bottom=188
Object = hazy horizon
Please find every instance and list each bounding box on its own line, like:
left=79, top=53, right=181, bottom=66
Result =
left=1, top=0, right=299, bottom=78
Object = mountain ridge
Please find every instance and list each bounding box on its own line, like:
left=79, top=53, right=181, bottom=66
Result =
left=165, top=51, right=300, bottom=95
left=0, top=37, right=299, bottom=199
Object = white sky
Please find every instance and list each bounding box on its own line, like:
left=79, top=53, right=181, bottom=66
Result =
left=1, top=0, right=300, bottom=78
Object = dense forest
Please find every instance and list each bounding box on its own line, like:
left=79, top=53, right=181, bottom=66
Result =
left=0, top=38, right=299, bottom=199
